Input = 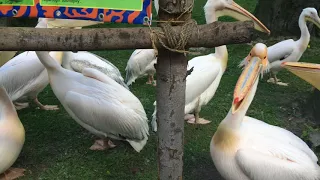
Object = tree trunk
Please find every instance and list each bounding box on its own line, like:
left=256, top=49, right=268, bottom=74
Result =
left=156, top=0, right=192, bottom=179
left=254, top=0, right=320, bottom=36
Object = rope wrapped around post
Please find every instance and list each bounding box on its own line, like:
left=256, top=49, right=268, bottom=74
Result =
left=149, top=0, right=199, bottom=56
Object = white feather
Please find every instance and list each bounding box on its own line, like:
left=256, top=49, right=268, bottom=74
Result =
left=0, top=51, right=57, bottom=103
left=61, top=51, right=128, bottom=89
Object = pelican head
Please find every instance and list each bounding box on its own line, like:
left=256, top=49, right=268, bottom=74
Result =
left=243, top=43, right=269, bottom=73
left=232, top=44, right=269, bottom=114
left=204, top=0, right=270, bottom=34
left=303, top=8, right=320, bottom=29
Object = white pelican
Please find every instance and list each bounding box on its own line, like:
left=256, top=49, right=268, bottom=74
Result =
left=125, top=49, right=157, bottom=86
left=35, top=50, right=149, bottom=152
left=40, top=18, right=129, bottom=89
left=0, top=86, right=25, bottom=179
left=151, top=0, right=270, bottom=131
left=210, top=43, right=320, bottom=180
left=124, top=0, right=159, bottom=87
left=0, top=19, right=62, bottom=110
left=239, top=7, right=320, bottom=86
left=282, top=61, right=320, bottom=90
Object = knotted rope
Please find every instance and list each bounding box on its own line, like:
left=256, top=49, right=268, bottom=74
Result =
left=148, top=0, right=200, bottom=56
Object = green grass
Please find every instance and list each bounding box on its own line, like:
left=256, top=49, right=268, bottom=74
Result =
left=12, top=0, right=320, bottom=179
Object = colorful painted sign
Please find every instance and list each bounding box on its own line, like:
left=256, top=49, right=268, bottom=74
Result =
left=0, top=0, right=152, bottom=25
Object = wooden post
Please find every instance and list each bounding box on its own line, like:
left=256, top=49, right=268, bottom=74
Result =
left=156, top=0, right=192, bottom=179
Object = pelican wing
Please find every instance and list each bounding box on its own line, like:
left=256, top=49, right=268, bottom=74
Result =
left=0, top=52, right=48, bottom=100
left=185, top=55, right=221, bottom=104
left=242, top=116, right=318, bottom=162
left=81, top=68, right=145, bottom=112
left=235, top=117, right=320, bottom=179
left=236, top=143, right=319, bottom=179
left=267, top=39, right=295, bottom=63
left=64, top=68, right=148, bottom=151
left=64, top=90, right=148, bottom=140
left=69, top=52, right=128, bottom=89
left=86, top=52, right=122, bottom=74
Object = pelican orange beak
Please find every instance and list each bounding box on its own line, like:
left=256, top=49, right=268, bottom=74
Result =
left=217, top=2, right=270, bottom=34
left=232, top=57, right=262, bottom=114
left=281, top=62, right=320, bottom=90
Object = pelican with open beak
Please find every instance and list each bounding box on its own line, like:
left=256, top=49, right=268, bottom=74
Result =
left=210, top=43, right=320, bottom=180
left=281, top=61, right=320, bottom=90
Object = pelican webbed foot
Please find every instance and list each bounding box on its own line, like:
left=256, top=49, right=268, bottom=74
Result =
left=187, top=118, right=211, bottom=124
left=275, top=82, right=289, bottom=86
left=267, top=78, right=289, bottom=86
left=33, top=98, right=59, bottom=110
left=89, top=139, right=117, bottom=151
left=14, top=102, right=29, bottom=110
left=184, top=114, right=195, bottom=121
left=0, top=168, right=26, bottom=180
left=186, top=101, right=211, bottom=125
